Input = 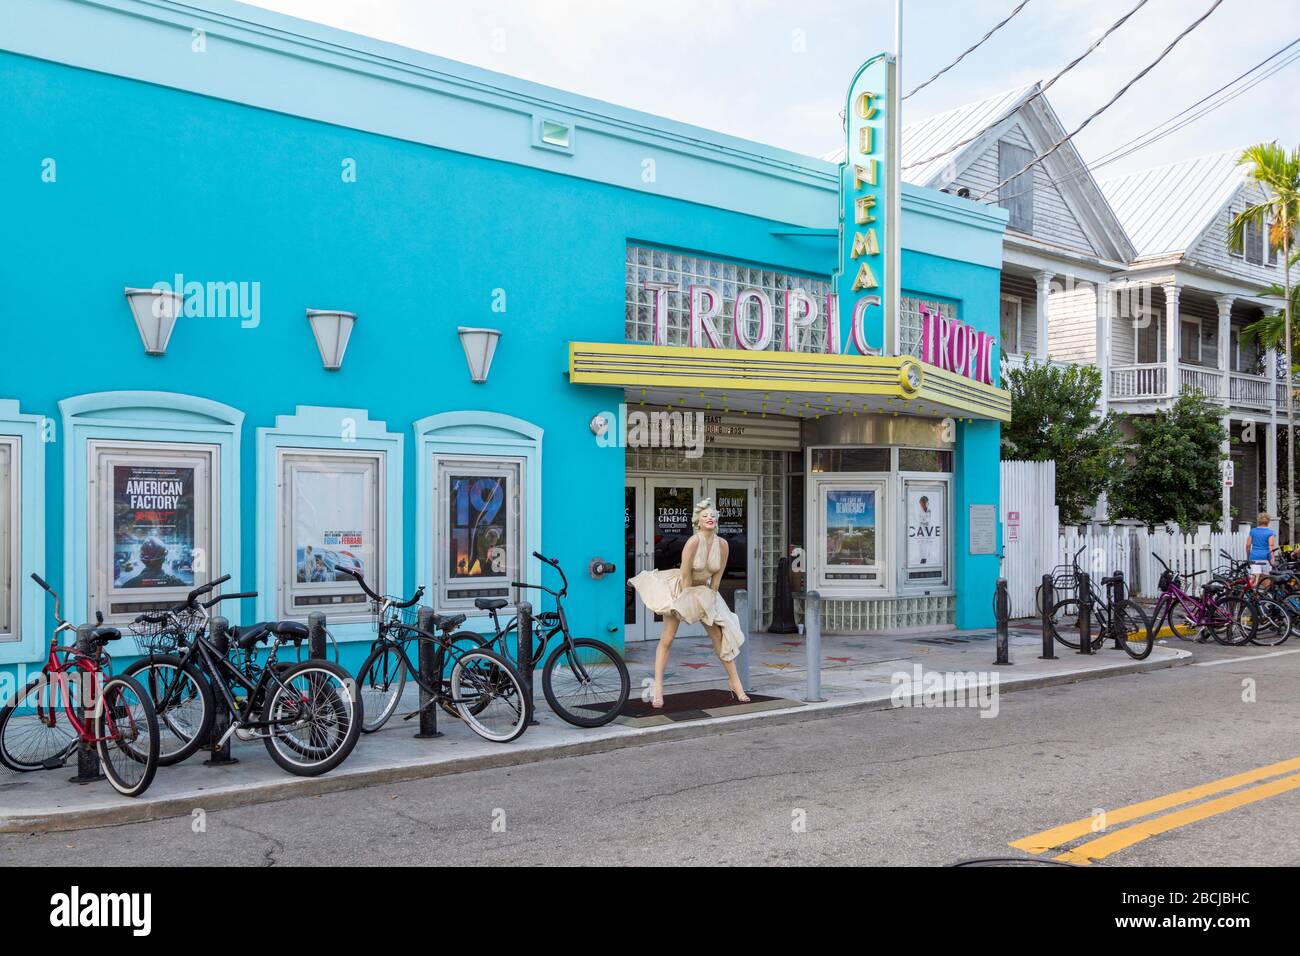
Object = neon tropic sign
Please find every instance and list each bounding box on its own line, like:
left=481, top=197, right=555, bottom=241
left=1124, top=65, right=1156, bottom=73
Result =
left=920, top=305, right=996, bottom=385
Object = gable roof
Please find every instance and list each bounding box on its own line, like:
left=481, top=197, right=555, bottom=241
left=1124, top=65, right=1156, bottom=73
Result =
left=821, top=83, right=1039, bottom=185
left=1098, top=147, right=1248, bottom=259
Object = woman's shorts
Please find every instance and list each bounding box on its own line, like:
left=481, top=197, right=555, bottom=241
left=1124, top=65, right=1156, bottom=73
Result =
left=1250, top=561, right=1271, bottom=576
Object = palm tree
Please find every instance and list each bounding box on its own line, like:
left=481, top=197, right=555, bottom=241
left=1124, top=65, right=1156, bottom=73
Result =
left=1230, top=144, right=1300, bottom=544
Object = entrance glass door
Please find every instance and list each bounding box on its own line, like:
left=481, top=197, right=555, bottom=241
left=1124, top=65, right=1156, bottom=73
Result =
left=706, top=479, right=758, bottom=631
left=624, top=477, right=703, bottom=642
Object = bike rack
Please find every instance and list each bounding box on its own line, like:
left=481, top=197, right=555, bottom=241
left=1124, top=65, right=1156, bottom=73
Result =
left=1039, top=574, right=1056, bottom=661
left=68, top=624, right=105, bottom=784
left=308, top=611, right=328, bottom=660
left=414, top=607, right=442, bottom=740
left=204, top=616, right=238, bottom=766
left=1077, top=571, right=1093, bottom=655
left=993, top=578, right=1011, bottom=666
left=515, top=602, right=539, bottom=725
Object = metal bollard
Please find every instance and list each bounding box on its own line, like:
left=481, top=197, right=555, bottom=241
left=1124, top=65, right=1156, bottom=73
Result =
left=516, top=602, right=538, bottom=723
left=1039, top=573, right=1056, bottom=661
left=204, top=616, right=238, bottom=765
left=69, top=624, right=104, bottom=783
left=803, top=591, right=826, bottom=703
left=307, top=610, right=327, bottom=660
left=734, top=589, right=751, bottom=693
left=1077, top=570, right=1093, bottom=655
left=1109, top=572, right=1125, bottom=651
left=414, top=607, right=441, bottom=739
left=993, top=578, right=1011, bottom=666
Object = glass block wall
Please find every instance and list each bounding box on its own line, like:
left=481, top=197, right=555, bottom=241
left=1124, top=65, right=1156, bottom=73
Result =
left=626, top=445, right=785, bottom=628
left=899, top=295, right=957, bottom=360
left=625, top=245, right=832, bottom=353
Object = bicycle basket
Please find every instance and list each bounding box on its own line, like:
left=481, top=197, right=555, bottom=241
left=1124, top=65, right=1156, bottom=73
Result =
left=1050, top=564, right=1079, bottom=595
left=129, top=608, right=202, bottom=655
left=373, top=599, right=423, bottom=632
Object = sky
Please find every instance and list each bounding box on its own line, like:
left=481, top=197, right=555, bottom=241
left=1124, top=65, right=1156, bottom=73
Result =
left=241, top=0, right=1300, bottom=178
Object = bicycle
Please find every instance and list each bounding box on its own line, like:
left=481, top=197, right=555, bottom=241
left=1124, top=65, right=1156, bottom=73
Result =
left=343, top=567, right=533, bottom=742
left=470, top=551, right=630, bottom=728
left=123, top=574, right=363, bottom=776
left=1211, top=551, right=1291, bottom=647
left=1044, top=549, right=1153, bottom=660
left=0, top=574, right=160, bottom=797
left=1149, top=554, right=1256, bottom=646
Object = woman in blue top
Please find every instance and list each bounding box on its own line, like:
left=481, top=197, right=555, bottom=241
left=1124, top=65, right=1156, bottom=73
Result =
left=1245, top=513, right=1277, bottom=588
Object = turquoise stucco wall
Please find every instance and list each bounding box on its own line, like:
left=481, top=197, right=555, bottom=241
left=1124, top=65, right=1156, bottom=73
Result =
left=0, top=47, right=1004, bottom=673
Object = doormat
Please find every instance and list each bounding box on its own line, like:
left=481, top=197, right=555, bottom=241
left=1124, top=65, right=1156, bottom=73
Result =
left=608, top=688, right=801, bottom=727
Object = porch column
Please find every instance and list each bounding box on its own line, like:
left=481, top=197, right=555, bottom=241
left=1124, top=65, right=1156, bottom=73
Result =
left=1033, top=270, right=1054, bottom=363
left=1215, top=294, right=1233, bottom=404
left=1096, top=281, right=1111, bottom=415
left=1221, top=414, right=1232, bottom=530
left=1268, top=419, right=1279, bottom=519
left=1163, top=282, right=1181, bottom=399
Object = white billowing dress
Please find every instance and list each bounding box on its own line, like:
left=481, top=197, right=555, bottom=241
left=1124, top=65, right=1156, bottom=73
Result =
left=628, top=533, right=746, bottom=662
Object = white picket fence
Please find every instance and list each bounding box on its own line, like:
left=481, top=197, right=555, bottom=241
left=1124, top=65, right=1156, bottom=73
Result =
left=1001, top=459, right=1254, bottom=617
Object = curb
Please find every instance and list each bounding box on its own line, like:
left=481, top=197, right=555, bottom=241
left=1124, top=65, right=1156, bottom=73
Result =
left=0, top=650, right=1190, bottom=833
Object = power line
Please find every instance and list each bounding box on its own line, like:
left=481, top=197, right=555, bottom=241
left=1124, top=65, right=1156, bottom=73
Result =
left=903, top=0, right=1034, bottom=100
left=902, top=0, right=1150, bottom=171
left=985, top=37, right=1300, bottom=205
left=974, top=0, right=1226, bottom=202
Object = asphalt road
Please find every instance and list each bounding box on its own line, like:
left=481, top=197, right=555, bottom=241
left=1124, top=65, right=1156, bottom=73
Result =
left=3, top=639, right=1299, bottom=866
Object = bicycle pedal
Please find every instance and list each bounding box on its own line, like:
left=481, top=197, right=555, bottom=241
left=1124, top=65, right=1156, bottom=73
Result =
left=401, top=710, right=419, bottom=721
left=42, top=756, right=67, bottom=770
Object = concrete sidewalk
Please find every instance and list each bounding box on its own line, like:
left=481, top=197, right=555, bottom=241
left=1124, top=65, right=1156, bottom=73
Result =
left=0, top=625, right=1190, bottom=832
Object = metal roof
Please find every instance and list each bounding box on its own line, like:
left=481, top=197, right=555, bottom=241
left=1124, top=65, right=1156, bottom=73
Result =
left=1098, top=148, right=1247, bottom=259
left=821, top=83, right=1040, bottom=185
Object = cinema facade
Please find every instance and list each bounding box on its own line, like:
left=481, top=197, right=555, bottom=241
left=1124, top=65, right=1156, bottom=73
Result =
left=0, top=0, right=1009, bottom=679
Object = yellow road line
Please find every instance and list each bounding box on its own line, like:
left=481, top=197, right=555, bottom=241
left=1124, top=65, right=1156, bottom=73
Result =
left=1009, top=755, right=1300, bottom=854
left=1055, top=772, right=1300, bottom=865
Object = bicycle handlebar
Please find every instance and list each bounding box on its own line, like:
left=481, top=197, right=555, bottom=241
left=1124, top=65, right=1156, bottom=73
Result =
left=185, top=574, right=231, bottom=606
left=337, top=565, right=423, bottom=608
left=30, top=572, right=53, bottom=594
left=203, top=590, right=258, bottom=609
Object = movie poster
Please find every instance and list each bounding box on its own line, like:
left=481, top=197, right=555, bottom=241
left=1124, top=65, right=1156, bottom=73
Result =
left=113, top=465, right=196, bottom=589
left=825, top=489, right=875, bottom=566
left=449, top=475, right=509, bottom=579
left=0, top=443, right=10, bottom=633
left=906, top=484, right=946, bottom=571
left=292, top=466, right=374, bottom=585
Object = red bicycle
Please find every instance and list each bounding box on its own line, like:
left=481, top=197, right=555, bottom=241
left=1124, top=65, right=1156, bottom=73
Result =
left=0, top=574, right=159, bottom=797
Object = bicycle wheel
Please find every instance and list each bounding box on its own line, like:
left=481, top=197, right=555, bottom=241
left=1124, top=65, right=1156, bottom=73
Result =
left=542, top=638, right=630, bottom=727
left=356, top=644, right=407, bottom=733
left=440, top=631, right=489, bottom=720
left=0, top=676, right=78, bottom=772
left=123, top=654, right=214, bottom=765
left=96, top=675, right=159, bottom=798
left=262, top=660, right=362, bottom=776
left=1045, top=598, right=1103, bottom=650
left=1249, top=598, right=1291, bottom=647
left=449, top=648, right=531, bottom=743
left=1209, top=595, right=1256, bottom=646
left=1114, top=599, right=1153, bottom=660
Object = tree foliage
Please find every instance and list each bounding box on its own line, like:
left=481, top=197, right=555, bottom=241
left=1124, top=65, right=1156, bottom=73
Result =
left=1110, top=390, right=1228, bottom=529
left=1001, top=358, right=1123, bottom=524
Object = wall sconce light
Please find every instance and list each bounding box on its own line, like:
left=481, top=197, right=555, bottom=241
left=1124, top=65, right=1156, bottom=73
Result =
left=307, top=309, right=357, bottom=371
left=124, top=287, right=183, bottom=356
left=458, top=327, right=501, bottom=384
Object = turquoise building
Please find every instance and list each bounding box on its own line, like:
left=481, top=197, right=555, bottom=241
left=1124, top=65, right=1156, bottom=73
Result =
left=0, top=0, right=1009, bottom=681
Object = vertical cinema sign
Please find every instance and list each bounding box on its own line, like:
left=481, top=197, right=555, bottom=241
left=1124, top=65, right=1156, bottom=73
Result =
left=835, top=53, right=900, bottom=357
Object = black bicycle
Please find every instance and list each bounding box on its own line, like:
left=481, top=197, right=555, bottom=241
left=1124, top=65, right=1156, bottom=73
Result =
left=1045, top=547, right=1154, bottom=659
left=123, top=575, right=363, bottom=776
left=343, top=567, right=533, bottom=742
left=464, top=551, right=630, bottom=728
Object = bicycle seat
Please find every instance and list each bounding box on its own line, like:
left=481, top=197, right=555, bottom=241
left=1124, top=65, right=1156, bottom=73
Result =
left=231, top=622, right=273, bottom=650
left=474, top=598, right=508, bottom=611
left=269, top=620, right=310, bottom=640
left=1268, top=572, right=1292, bottom=583
left=90, top=625, right=121, bottom=645
left=435, top=613, right=467, bottom=631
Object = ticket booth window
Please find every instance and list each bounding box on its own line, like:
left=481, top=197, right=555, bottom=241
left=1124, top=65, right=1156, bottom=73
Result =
left=88, top=441, right=217, bottom=621
left=279, top=450, right=383, bottom=621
